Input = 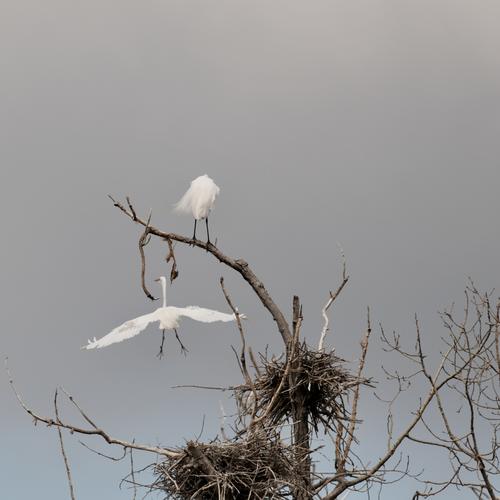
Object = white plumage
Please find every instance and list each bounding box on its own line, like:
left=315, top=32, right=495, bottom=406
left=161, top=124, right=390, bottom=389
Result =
left=175, top=174, right=220, bottom=220
left=83, top=276, right=243, bottom=352
left=175, top=174, right=220, bottom=242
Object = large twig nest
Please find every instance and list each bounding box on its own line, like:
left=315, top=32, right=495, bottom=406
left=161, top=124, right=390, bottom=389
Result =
left=239, top=343, right=371, bottom=433
left=154, top=436, right=298, bottom=499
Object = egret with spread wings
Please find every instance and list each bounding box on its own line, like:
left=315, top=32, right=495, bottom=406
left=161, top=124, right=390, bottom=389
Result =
left=83, top=276, right=244, bottom=357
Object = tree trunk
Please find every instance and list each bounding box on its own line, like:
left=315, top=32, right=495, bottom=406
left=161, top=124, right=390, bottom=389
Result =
left=291, top=296, right=312, bottom=499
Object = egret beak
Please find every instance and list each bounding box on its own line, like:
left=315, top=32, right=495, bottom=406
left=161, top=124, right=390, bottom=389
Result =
left=154, top=278, right=160, bottom=282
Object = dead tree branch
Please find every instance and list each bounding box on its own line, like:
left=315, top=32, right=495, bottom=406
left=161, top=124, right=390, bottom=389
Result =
left=138, top=210, right=157, bottom=301
left=6, top=359, right=180, bottom=459
left=335, top=307, right=372, bottom=480
left=165, top=237, right=179, bottom=283
left=109, top=195, right=292, bottom=345
left=219, top=276, right=258, bottom=427
left=318, top=255, right=349, bottom=351
left=54, top=390, right=77, bottom=500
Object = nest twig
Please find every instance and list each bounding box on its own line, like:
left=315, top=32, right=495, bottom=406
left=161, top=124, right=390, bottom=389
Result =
left=154, top=435, right=301, bottom=499
left=238, top=342, right=372, bottom=433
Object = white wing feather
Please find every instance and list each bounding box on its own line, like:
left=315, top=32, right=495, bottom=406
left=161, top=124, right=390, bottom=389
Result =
left=83, top=310, right=160, bottom=349
left=172, top=306, right=239, bottom=323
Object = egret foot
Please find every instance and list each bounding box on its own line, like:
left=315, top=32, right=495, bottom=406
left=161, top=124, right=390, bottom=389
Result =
left=174, top=329, right=188, bottom=356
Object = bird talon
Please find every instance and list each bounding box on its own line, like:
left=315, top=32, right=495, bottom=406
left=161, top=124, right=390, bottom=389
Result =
left=174, top=329, right=188, bottom=356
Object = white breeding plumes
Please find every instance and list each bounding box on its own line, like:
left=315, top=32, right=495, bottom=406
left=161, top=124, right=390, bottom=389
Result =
left=175, top=174, right=220, bottom=243
left=83, top=276, right=244, bottom=356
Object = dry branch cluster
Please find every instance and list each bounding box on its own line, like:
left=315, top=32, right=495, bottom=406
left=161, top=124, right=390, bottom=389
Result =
left=407, top=284, right=500, bottom=499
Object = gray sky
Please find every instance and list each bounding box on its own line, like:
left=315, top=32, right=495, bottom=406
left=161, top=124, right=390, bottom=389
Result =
left=1, top=1, right=500, bottom=498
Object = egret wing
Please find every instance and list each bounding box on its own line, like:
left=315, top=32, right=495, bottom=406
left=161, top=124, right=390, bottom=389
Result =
left=172, top=306, right=238, bottom=324
left=174, top=188, right=194, bottom=215
left=83, top=310, right=160, bottom=349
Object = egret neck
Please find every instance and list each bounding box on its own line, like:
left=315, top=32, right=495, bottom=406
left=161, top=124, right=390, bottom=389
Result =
left=160, top=277, right=167, bottom=308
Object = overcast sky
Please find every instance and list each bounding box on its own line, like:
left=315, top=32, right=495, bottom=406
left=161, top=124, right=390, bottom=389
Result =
left=1, top=1, right=499, bottom=498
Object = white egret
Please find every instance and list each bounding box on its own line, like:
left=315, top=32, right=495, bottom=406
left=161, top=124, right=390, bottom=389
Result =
left=175, top=174, right=220, bottom=243
left=83, top=276, right=244, bottom=357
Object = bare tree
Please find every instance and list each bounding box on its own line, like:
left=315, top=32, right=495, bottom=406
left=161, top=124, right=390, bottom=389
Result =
left=407, top=283, right=499, bottom=499
left=7, top=197, right=499, bottom=499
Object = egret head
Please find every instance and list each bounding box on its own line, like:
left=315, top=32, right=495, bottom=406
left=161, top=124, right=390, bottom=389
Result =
left=154, top=276, right=167, bottom=284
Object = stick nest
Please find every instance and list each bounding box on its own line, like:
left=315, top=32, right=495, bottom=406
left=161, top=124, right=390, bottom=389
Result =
left=239, top=343, right=371, bottom=433
left=154, top=436, right=297, bottom=499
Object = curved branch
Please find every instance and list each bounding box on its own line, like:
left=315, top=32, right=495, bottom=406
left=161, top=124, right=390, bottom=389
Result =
left=138, top=210, right=157, bottom=301
left=6, top=359, right=180, bottom=459
left=109, top=196, right=292, bottom=345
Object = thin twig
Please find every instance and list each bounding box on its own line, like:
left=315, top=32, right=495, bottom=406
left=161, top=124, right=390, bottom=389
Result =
left=130, top=441, right=137, bottom=500
left=338, top=307, right=372, bottom=475
left=220, top=277, right=258, bottom=426
left=54, top=390, right=77, bottom=500
left=126, top=196, right=137, bottom=221
left=318, top=255, right=349, bottom=351
left=248, top=347, right=262, bottom=377
left=138, top=210, right=157, bottom=301
left=78, top=441, right=128, bottom=461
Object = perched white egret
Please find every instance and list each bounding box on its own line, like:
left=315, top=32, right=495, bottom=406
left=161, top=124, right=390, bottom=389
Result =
left=83, top=276, right=244, bottom=357
left=175, top=174, right=220, bottom=243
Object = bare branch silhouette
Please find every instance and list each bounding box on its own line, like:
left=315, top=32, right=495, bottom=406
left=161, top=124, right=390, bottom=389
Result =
left=11, top=196, right=499, bottom=500
left=54, top=390, right=77, bottom=500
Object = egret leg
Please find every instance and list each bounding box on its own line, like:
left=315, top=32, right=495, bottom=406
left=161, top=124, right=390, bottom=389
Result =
left=174, top=328, right=188, bottom=356
left=205, top=216, right=211, bottom=246
left=192, top=219, right=197, bottom=242
left=157, top=330, right=166, bottom=359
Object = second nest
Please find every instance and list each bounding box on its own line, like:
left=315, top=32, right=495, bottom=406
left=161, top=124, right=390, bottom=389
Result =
left=155, top=436, right=296, bottom=499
